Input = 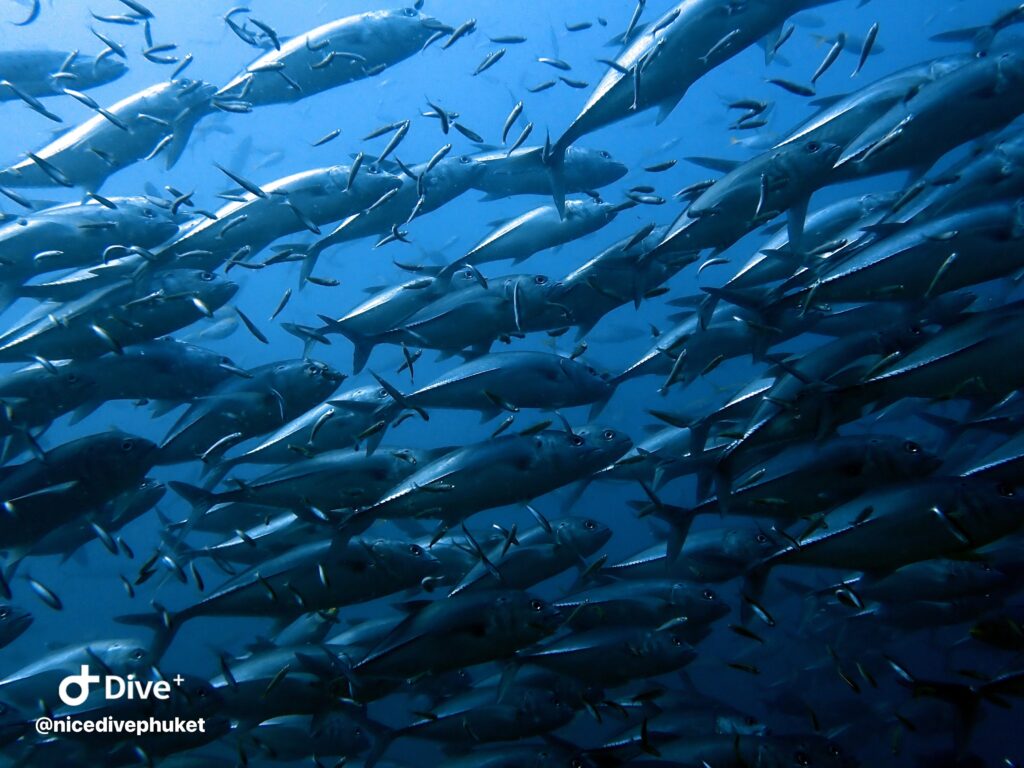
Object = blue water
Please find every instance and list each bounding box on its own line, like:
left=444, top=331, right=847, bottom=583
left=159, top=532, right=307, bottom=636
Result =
left=0, top=0, right=1019, bottom=765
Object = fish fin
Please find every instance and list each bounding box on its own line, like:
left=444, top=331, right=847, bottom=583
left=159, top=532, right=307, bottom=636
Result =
left=685, top=155, right=742, bottom=173
left=114, top=607, right=180, bottom=662
left=655, top=91, right=685, bottom=124
left=808, top=93, right=849, bottom=109
left=148, top=399, right=184, bottom=419
left=762, top=25, right=783, bottom=64
left=544, top=132, right=568, bottom=218
left=317, top=315, right=374, bottom=373
left=165, top=122, right=197, bottom=170
left=167, top=481, right=218, bottom=531
left=68, top=400, right=103, bottom=426
left=786, top=197, right=809, bottom=256
left=560, top=478, right=590, bottom=511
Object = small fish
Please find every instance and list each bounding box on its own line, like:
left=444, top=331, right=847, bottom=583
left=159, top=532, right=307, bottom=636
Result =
left=701, top=28, right=742, bottom=64
left=623, top=0, right=646, bottom=44
left=474, top=49, right=506, bottom=76
left=502, top=101, right=523, bottom=144
left=235, top=307, right=268, bottom=344
left=249, top=17, right=281, bottom=50
left=426, top=98, right=449, bottom=133
left=12, top=0, right=40, bottom=25
left=527, top=81, right=556, bottom=93
left=27, top=577, right=62, bottom=611
left=363, top=121, right=404, bottom=141
left=311, top=129, right=341, bottom=147
left=537, top=57, right=571, bottom=71
left=453, top=122, right=484, bottom=143
left=306, top=276, right=340, bottom=287
left=215, top=163, right=266, bottom=199
left=489, top=35, right=526, bottom=44
left=560, top=77, right=589, bottom=89
left=92, top=28, right=127, bottom=58
left=651, top=8, right=680, bottom=35
left=443, top=19, right=477, bottom=49
left=347, top=152, right=363, bottom=191
left=565, top=21, right=592, bottom=32
left=811, top=32, right=845, bottom=84
left=506, top=121, right=533, bottom=157
left=767, top=78, right=815, bottom=97
left=771, top=24, right=795, bottom=58
left=270, top=289, right=291, bottom=321
left=852, top=23, right=879, bottom=77
left=644, top=159, right=676, bottom=173
left=378, top=120, right=410, bottom=163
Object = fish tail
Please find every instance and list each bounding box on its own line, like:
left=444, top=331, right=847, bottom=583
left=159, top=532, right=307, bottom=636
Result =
left=167, top=480, right=219, bottom=533
left=114, top=605, right=182, bottom=662
left=317, top=315, right=374, bottom=373
left=651, top=504, right=697, bottom=562
left=299, top=244, right=322, bottom=289
left=543, top=131, right=568, bottom=218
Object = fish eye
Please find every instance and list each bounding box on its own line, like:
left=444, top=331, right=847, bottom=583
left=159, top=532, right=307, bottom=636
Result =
left=998, top=482, right=1016, bottom=497
left=586, top=366, right=596, bottom=375
left=120, top=439, right=135, bottom=452
left=702, top=589, right=716, bottom=600
left=600, top=151, right=610, bottom=159
left=829, top=745, right=842, bottom=757
left=602, top=429, right=615, bottom=440
left=570, top=434, right=584, bottom=446
left=903, top=441, right=921, bottom=454
left=408, top=544, right=423, bottom=556
left=584, top=519, right=597, bottom=530
left=459, top=155, right=471, bottom=164
left=402, top=7, right=416, bottom=16
left=756, top=533, right=769, bottom=544
left=794, top=751, right=811, bottom=766
left=377, top=388, right=387, bottom=398
left=199, top=271, right=214, bottom=282
left=131, top=649, right=145, bottom=660
left=0, top=608, right=8, bottom=619
left=806, top=141, right=821, bottom=153
left=530, top=599, right=544, bottom=611
left=534, top=275, right=548, bottom=284
left=66, top=372, right=79, bottom=384
left=671, top=634, right=683, bottom=646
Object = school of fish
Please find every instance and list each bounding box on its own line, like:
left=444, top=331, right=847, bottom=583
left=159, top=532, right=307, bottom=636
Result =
left=0, top=0, right=1020, bottom=766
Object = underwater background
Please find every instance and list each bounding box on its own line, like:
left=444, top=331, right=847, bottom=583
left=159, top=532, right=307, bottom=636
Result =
left=0, top=0, right=1020, bottom=766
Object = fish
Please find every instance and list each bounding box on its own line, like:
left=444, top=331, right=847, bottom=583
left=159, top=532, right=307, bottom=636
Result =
left=216, top=9, right=450, bottom=107
left=0, top=4, right=1017, bottom=766
left=0, top=79, right=219, bottom=190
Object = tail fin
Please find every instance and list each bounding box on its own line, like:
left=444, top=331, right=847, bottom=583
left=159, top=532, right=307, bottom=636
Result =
left=167, top=481, right=219, bottom=534
left=544, top=132, right=568, bottom=218
left=115, top=605, right=181, bottom=663
left=317, top=315, right=374, bottom=374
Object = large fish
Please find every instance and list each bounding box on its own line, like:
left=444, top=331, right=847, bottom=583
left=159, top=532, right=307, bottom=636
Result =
left=0, top=79, right=220, bottom=190
left=216, top=8, right=450, bottom=107
left=0, top=50, right=126, bottom=99
left=546, top=0, right=841, bottom=213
